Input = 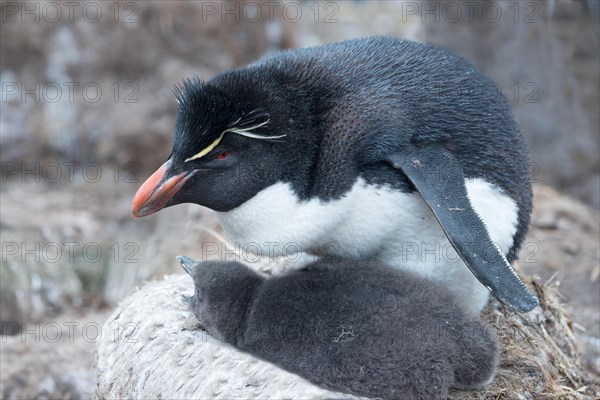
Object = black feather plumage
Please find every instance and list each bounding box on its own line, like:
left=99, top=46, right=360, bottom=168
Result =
left=168, top=37, right=531, bottom=262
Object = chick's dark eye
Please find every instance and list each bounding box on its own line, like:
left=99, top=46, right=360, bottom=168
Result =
left=215, top=150, right=231, bottom=160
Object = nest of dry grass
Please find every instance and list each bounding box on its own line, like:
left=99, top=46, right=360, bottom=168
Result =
left=453, top=274, right=598, bottom=399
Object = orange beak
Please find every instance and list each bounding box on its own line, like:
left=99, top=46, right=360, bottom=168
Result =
left=132, top=160, right=195, bottom=218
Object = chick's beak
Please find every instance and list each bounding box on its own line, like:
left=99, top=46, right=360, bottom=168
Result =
left=132, top=160, right=195, bottom=218
left=177, top=255, right=197, bottom=276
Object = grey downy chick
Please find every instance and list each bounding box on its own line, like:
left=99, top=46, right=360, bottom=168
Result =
left=178, top=255, right=499, bottom=400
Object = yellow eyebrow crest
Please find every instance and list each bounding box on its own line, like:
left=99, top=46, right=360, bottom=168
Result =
left=184, top=116, right=283, bottom=163
left=184, top=132, right=226, bottom=162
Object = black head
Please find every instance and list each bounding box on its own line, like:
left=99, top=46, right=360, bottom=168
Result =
left=132, top=72, right=322, bottom=217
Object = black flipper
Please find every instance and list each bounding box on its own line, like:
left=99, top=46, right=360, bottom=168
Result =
left=385, top=143, right=539, bottom=312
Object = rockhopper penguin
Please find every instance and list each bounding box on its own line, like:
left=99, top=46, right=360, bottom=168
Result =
left=133, top=36, right=539, bottom=314
left=177, top=255, right=499, bottom=400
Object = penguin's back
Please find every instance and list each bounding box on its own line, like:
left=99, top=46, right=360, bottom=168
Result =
left=263, top=37, right=530, bottom=196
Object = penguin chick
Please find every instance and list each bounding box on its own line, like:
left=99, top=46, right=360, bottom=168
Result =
left=178, top=256, right=499, bottom=400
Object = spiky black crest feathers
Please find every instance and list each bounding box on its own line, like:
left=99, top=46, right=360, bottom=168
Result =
left=172, top=77, right=280, bottom=163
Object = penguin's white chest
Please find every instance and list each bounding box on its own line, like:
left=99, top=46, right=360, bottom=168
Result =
left=216, top=178, right=414, bottom=258
left=216, top=177, right=519, bottom=314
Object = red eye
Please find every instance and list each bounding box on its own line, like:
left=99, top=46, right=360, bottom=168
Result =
left=215, top=150, right=231, bottom=160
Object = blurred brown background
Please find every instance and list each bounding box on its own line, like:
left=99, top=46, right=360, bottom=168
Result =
left=1, top=1, right=598, bottom=398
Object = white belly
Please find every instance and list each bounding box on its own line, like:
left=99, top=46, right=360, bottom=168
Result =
left=216, top=177, right=518, bottom=315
